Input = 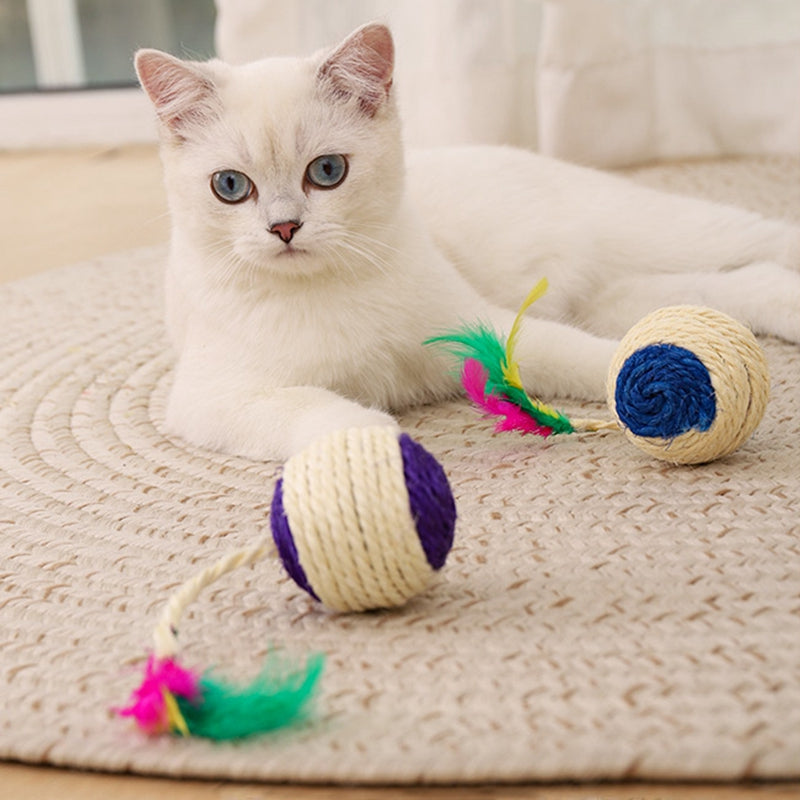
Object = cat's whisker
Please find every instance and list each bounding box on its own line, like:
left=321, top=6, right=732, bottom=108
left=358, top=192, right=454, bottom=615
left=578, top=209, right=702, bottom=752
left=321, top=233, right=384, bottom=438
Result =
left=318, top=241, right=363, bottom=281
left=327, top=230, right=400, bottom=278
left=311, top=226, right=374, bottom=277
left=334, top=239, right=393, bottom=278
left=197, top=241, right=257, bottom=289
left=343, top=229, right=404, bottom=260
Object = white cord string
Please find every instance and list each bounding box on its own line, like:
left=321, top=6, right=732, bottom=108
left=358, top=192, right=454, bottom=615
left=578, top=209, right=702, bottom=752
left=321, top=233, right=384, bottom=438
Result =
left=152, top=537, right=276, bottom=659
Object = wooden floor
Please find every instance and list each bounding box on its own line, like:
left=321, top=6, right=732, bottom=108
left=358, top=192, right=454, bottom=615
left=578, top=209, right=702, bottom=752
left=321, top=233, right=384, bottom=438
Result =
left=1, top=145, right=798, bottom=799
left=0, top=144, right=169, bottom=283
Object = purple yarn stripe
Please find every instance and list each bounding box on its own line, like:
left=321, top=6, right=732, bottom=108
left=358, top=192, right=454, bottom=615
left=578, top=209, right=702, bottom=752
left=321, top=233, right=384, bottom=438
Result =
left=270, top=477, right=320, bottom=601
left=398, top=434, right=456, bottom=571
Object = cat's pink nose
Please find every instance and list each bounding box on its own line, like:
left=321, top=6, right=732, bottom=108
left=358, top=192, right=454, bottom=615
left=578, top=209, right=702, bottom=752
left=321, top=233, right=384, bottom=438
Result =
left=269, top=220, right=302, bottom=244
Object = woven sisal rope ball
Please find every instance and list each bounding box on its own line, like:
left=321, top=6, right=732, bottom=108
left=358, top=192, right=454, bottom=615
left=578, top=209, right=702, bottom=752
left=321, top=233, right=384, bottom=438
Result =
left=271, top=426, right=457, bottom=612
left=606, top=305, right=770, bottom=465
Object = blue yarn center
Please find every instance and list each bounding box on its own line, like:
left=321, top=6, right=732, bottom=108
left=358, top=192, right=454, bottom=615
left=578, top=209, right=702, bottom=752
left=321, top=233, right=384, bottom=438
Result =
left=614, top=343, right=716, bottom=439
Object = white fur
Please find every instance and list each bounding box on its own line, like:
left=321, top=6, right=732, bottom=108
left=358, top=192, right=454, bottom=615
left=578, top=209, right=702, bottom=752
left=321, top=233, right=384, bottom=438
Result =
left=136, top=23, right=800, bottom=462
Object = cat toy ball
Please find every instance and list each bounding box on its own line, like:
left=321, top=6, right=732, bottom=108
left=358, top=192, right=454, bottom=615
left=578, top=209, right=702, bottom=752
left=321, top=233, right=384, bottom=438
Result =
left=606, top=304, right=769, bottom=463
left=429, top=279, right=769, bottom=465
left=116, top=426, right=456, bottom=739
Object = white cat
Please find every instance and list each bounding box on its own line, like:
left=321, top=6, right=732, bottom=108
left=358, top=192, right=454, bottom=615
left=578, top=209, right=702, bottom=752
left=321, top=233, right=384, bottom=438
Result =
left=135, top=22, right=800, bottom=462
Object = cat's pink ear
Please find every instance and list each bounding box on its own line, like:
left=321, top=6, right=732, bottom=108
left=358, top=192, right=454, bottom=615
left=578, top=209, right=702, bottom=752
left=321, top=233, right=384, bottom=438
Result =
left=318, top=23, right=395, bottom=116
left=135, top=49, right=219, bottom=140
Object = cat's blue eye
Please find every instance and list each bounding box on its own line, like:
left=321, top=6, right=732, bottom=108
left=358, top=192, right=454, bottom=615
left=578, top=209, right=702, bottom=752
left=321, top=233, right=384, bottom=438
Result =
left=210, top=170, right=254, bottom=203
left=306, top=154, right=348, bottom=189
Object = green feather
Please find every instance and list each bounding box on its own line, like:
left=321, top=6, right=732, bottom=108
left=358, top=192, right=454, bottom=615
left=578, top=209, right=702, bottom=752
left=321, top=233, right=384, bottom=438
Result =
left=426, top=323, right=574, bottom=435
left=426, top=322, right=509, bottom=385
left=177, top=651, right=324, bottom=740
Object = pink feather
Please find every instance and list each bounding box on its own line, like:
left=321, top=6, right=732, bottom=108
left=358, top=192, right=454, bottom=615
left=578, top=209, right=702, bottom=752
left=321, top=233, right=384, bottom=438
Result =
left=116, top=655, right=200, bottom=734
left=461, top=359, right=554, bottom=437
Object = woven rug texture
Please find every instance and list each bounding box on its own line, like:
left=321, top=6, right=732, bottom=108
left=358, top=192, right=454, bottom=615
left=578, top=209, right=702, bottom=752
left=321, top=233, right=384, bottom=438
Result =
left=1, top=157, right=799, bottom=784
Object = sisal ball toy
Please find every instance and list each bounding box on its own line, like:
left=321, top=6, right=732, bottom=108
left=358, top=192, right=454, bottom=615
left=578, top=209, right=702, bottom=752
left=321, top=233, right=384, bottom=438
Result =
left=429, top=279, right=769, bottom=465
left=606, top=305, right=769, bottom=464
left=272, top=427, right=457, bottom=611
left=116, top=426, right=456, bottom=740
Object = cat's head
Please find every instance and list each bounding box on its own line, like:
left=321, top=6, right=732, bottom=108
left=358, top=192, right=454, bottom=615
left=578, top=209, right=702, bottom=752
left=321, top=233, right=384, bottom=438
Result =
left=136, top=23, right=403, bottom=281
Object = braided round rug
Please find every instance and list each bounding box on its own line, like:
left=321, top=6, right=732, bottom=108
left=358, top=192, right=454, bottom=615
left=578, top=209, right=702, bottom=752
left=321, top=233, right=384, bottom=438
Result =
left=2, top=158, right=800, bottom=784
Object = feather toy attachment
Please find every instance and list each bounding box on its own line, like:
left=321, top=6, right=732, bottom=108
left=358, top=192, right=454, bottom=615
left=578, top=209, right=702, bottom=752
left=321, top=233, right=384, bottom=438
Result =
left=116, top=651, right=324, bottom=740
left=460, top=357, right=568, bottom=436
left=115, top=539, right=325, bottom=741
left=426, top=278, right=576, bottom=437
left=116, top=655, right=198, bottom=736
